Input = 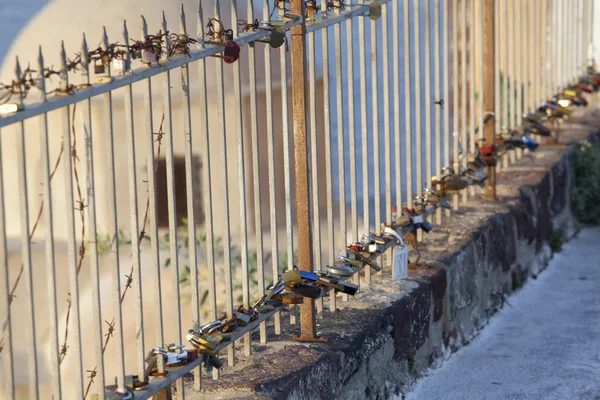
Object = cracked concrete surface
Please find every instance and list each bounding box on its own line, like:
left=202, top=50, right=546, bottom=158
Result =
left=406, top=227, right=600, bottom=400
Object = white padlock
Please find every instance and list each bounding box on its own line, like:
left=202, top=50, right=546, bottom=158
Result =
left=392, top=236, right=408, bottom=280
left=165, top=350, right=188, bottom=366
left=411, top=215, right=423, bottom=224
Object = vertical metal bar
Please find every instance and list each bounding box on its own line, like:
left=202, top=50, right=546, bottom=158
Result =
left=179, top=9, right=203, bottom=387
left=404, top=0, right=413, bottom=208
left=483, top=0, right=496, bottom=200
left=308, top=26, right=323, bottom=317
left=346, top=7, right=359, bottom=251
left=515, top=0, right=523, bottom=156
left=532, top=0, right=538, bottom=108
left=460, top=0, right=468, bottom=201
left=35, top=47, right=62, bottom=400
left=372, top=0, right=382, bottom=237
left=433, top=0, right=442, bottom=224
left=494, top=0, right=500, bottom=135
left=468, top=0, right=476, bottom=192
left=245, top=0, right=266, bottom=345
left=0, top=124, right=13, bottom=400
left=280, top=22, right=294, bottom=278
left=559, top=0, right=564, bottom=91
left=230, top=0, right=251, bottom=356
left=346, top=3, right=360, bottom=286
left=523, top=0, right=529, bottom=114
left=14, top=57, right=40, bottom=400
left=540, top=0, right=545, bottom=103
left=58, top=46, right=84, bottom=398
left=442, top=0, right=450, bottom=214
left=414, top=0, right=422, bottom=203
left=141, top=16, right=165, bottom=368
left=508, top=0, right=516, bottom=164
left=121, top=21, right=146, bottom=385
left=424, top=0, right=433, bottom=191
left=290, top=0, right=316, bottom=340
left=81, top=36, right=105, bottom=399
left=393, top=0, right=403, bottom=219
left=452, top=0, right=459, bottom=210
left=501, top=0, right=509, bottom=169
left=263, top=0, right=281, bottom=333
left=159, top=17, right=183, bottom=378
left=382, top=2, right=392, bottom=231
left=478, top=0, right=484, bottom=141
left=334, top=1, right=347, bottom=283
left=99, top=29, right=126, bottom=393
left=214, top=0, right=236, bottom=364
left=322, top=0, right=336, bottom=311
left=359, top=0, right=371, bottom=285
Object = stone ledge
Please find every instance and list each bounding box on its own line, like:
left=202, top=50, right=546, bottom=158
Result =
left=183, top=106, right=600, bottom=400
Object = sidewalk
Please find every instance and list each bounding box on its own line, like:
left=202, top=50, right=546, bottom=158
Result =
left=406, top=227, right=600, bottom=400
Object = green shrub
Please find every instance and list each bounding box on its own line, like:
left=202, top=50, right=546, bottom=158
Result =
left=570, top=140, right=600, bottom=225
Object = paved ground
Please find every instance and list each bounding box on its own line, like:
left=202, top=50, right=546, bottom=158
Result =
left=406, top=227, right=600, bottom=400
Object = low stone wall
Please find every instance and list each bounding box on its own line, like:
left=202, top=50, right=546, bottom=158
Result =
left=186, top=108, right=600, bottom=400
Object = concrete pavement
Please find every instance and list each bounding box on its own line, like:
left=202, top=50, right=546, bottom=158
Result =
left=406, top=227, right=600, bottom=400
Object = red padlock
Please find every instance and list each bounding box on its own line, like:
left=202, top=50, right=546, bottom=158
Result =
left=478, top=154, right=497, bottom=166
left=479, top=145, right=496, bottom=156
left=222, top=41, right=240, bottom=64
left=578, top=85, right=593, bottom=94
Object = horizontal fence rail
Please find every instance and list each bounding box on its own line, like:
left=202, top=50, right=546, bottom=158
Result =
left=0, top=0, right=594, bottom=398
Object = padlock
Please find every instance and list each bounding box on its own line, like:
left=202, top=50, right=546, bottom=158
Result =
left=369, top=1, right=382, bottom=20
left=142, top=49, right=157, bottom=64
left=282, top=269, right=304, bottom=286
left=410, top=214, right=424, bottom=230
left=317, top=278, right=358, bottom=296
left=234, top=311, right=252, bottom=326
left=223, top=41, right=241, bottom=64
left=208, top=355, right=224, bottom=369
left=421, top=220, right=433, bottom=233
left=338, top=254, right=364, bottom=269
left=122, top=374, right=148, bottom=392
left=392, top=236, right=409, bottom=280
left=165, top=350, right=188, bottom=366
left=112, top=58, right=130, bottom=76
left=257, top=304, right=276, bottom=313
left=185, top=348, right=198, bottom=361
left=368, top=233, right=386, bottom=245
left=94, top=61, right=105, bottom=75
left=275, top=292, right=305, bottom=304
left=346, top=249, right=382, bottom=272
left=288, top=283, right=322, bottom=299
left=368, top=243, right=384, bottom=253
left=326, top=263, right=356, bottom=277
left=210, top=332, right=231, bottom=343
left=220, top=315, right=239, bottom=333
left=186, top=329, right=219, bottom=350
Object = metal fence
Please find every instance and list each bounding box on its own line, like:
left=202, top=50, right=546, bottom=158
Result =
left=0, top=0, right=593, bottom=399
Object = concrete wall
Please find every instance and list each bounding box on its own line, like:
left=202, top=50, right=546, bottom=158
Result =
left=188, top=108, right=600, bottom=400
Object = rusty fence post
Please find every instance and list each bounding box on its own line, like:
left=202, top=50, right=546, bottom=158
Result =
left=290, top=0, right=318, bottom=340
left=483, top=0, right=496, bottom=200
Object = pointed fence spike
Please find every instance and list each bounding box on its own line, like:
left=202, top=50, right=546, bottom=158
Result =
left=197, top=0, right=205, bottom=41
left=102, top=26, right=109, bottom=50
left=123, top=20, right=131, bottom=57
left=141, top=15, right=148, bottom=37
left=59, top=41, right=69, bottom=91
left=81, top=33, right=90, bottom=72
left=161, top=11, right=170, bottom=59
left=37, top=46, right=47, bottom=100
